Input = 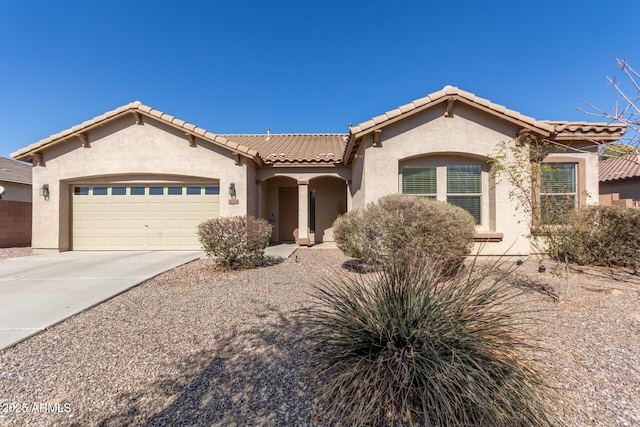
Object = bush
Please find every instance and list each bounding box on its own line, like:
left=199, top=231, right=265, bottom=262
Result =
left=303, top=263, right=559, bottom=426
left=333, top=195, right=476, bottom=273
left=548, top=205, right=640, bottom=270
left=197, top=215, right=272, bottom=270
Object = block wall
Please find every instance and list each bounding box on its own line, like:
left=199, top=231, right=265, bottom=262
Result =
left=0, top=200, right=32, bottom=247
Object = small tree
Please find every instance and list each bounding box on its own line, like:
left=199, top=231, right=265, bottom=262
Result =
left=581, top=58, right=639, bottom=154
left=490, top=136, right=579, bottom=301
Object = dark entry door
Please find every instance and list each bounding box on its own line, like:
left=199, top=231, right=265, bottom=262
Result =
left=279, top=187, right=298, bottom=242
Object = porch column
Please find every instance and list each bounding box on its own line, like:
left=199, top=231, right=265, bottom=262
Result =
left=255, top=180, right=262, bottom=219
left=297, top=180, right=310, bottom=245
left=346, top=180, right=352, bottom=212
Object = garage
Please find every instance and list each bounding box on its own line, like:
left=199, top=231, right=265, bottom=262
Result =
left=72, top=183, right=220, bottom=250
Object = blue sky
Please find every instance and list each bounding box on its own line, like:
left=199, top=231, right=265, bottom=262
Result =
left=1, top=0, right=639, bottom=158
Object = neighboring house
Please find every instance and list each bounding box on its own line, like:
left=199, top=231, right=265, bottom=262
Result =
left=0, top=156, right=32, bottom=202
left=599, top=153, right=640, bottom=205
left=12, top=87, right=625, bottom=255
left=0, top=157, right=32, bottom=247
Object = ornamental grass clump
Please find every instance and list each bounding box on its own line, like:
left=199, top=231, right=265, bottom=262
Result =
left=197, top=215, right=271, bottom=270
left=303, top=262, right=559, bottom=426
left=333, top=194, right=476, bottom=274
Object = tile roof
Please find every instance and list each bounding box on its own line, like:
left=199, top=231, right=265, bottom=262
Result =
left=11, top=102, right=263, bottom=165
left=220, top=134, right=348, bottom=164
left=599, top=153, right=640, bottom=182
left=344, top=86, right=627, bottom=165
left=0, top=157, right=32, bottom=185
left=544, top=121, right=627, bottom=141
left=349, top=85, right=554, bottom=137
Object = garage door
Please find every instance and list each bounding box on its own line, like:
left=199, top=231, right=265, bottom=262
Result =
left=72, top=183, right=220, bottom=250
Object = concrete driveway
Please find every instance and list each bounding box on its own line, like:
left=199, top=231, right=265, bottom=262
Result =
left=0, top=251, right=203, bottom=351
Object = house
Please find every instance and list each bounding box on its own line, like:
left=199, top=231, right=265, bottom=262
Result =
left=599, top=153, right=640, bottom=206
left=11, top=86, right=625, bottom=255
left=0, top=157, right=32, bottom=202
left=0, top=157, right=32, bottom=247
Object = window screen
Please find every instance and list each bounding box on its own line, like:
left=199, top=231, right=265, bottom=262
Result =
left=446, top=165, right=481, bottom=224
left=402, top=165, right=436, bottom=197
left=540, top=163, right=577, bottom=223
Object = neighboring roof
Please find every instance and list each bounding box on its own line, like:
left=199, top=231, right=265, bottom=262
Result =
left=220, top=133, right=348, bottom=164
left=344, top=86, right=627, bottom=164
left=11, top=102, right=263, bottom=166
left=599, top=153, right=640, bottom=182
left=0, top=157, right=32, bottom=185
left=544, top=121, right=627, bottom=141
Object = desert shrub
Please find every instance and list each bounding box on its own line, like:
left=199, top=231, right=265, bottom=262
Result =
left=548, top=205, right=640, bottom=270
left=333, top=195, right=476, bottom=273
left=197, top=215, right=272, bottom=270
left=303, top=263, right=559, bottom=427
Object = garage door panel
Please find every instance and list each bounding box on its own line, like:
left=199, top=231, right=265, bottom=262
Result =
left=72, top=183, right=219, bottom=250
left=110, top=203, right=127, bottom=213
left=167, top=202, right=185, bottom=212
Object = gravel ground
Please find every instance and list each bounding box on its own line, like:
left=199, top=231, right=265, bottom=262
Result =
left=0, top=247, right=32, bottom=260
left=0, top=249, right=638, bottom=426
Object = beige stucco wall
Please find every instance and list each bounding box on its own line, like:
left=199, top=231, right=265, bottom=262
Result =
left=309, top=176, right=347, bottom=243
left=259, top=168, right=350, bottom=244
left=30, top=115, right=251, bottom=251
left=0, top=181, right=32, bottom=202
left=354, top=103, right=532, bottom=255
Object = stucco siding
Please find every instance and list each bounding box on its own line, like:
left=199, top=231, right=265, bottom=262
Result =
left=31, top=115, right=249, bottom=251
left=357, top=104, right=532, bottom=255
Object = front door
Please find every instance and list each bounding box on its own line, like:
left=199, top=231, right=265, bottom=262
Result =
left=279, top=187, right=298, bottom=242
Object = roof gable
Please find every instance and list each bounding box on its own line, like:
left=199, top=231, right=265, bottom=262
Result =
left=11, top=102, right=263, bottom=166
left=349, top=86, right=554, bottom=138
left=344, top=86, right=626, bottom=164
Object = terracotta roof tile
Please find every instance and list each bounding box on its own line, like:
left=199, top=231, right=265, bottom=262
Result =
left=0, top=157, right=32, bottom=185
left=221, top=134, right=348, bottom=164
left=543, top=121, right=627, bottom=140
left=599, top=153, right=640, bottom=182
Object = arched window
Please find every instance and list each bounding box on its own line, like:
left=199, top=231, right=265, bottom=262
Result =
left=400, top=155, right=492, bottom=229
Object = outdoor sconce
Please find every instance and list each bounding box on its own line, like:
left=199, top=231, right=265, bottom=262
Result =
left=40, top=184, right=50, bottom=200
left=229, top=183, right=236, bottom=199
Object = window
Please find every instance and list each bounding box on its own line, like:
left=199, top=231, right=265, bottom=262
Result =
left=111, top=186, right=126, bottom=195
left=401, top=162, right=484, bottom=225
left=186, top=186, right=201, bottom=195
left=402, top=165, right=436, bottom=198
left=93, top=186, right=108, bottom=195
left=130, top=186, right=145, bottom=195
left=167, top=186, right=182, bottom=195
left=540, top=163, right=577, bottom=223
left=149, top=186, right=164, bottom=195
left=74, top=186, right=89, bottom=196
left=446, top=165, right=481, bottom=224
left=205, top=185, right=220, bottom=195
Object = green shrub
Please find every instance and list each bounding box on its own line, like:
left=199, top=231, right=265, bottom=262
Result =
left=303, top=263, right=559, bottom=426
left=333, top=195, right=476, bottom=273
left=548, top=205, right=640, bottom=270
left=197, top=215, right=272, bottom=270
